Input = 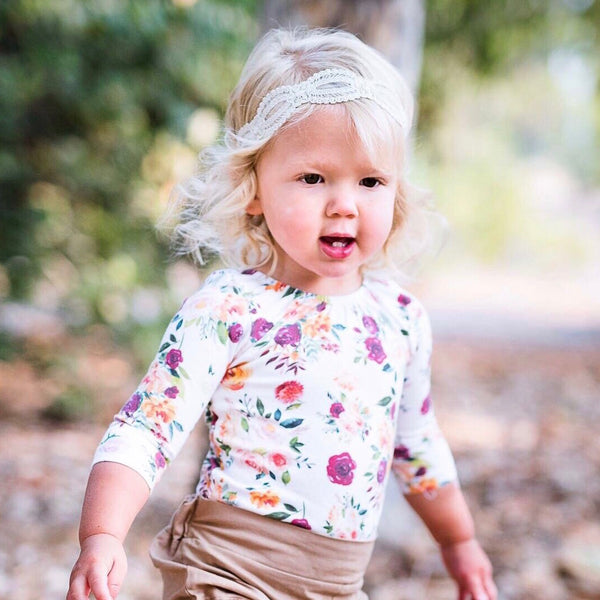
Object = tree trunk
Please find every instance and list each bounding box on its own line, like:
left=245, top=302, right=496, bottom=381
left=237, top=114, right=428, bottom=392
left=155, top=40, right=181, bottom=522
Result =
left=261, top=0, right=426, bottom=96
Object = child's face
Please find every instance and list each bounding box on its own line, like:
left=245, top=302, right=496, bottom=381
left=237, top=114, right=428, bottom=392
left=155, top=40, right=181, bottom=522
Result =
left=247, top=106, right=397, bottom=295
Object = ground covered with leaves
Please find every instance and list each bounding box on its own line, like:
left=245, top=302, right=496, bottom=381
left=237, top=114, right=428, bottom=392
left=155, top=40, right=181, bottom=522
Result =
left=1, top=332, right=599, bottom=599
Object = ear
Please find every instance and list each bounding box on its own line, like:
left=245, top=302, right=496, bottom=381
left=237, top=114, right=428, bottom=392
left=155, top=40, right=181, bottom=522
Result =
left=245, top=195, right=263, bottom=216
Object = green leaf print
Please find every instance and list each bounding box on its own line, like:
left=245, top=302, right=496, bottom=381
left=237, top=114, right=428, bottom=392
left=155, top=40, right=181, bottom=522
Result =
left=280, top=418, right=303, bottom=428
left=256, top=398, right=265, bottom=416
left=159, top=342, right=171, bottom=352
left=289, top=437, right=304, bottom=453
left=283, top=503, right=297, bottom=512
left=378, top=396, right=392, bottom=406
left=266, top=512, right=291, bottom=520
left=178, top=366, right=191, bottom=380
left=241, top=417, right=249, bottom=432
left=282, top=471, right=291, bottom=485
left=217, top=321, right=228, bottom=344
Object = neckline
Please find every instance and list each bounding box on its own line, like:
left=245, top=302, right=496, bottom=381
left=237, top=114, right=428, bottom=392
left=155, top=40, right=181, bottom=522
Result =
left=242, top=269, right=371, bottom=300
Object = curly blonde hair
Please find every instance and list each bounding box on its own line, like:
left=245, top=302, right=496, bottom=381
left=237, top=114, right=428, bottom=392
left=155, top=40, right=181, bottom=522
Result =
left=164, top=28, right=438, bottom=277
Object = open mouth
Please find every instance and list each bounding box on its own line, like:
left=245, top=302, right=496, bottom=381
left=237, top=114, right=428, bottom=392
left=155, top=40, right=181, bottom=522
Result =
left=320, top=236, right=354, bottom=247
left=319, top=235, right=356, bottom=258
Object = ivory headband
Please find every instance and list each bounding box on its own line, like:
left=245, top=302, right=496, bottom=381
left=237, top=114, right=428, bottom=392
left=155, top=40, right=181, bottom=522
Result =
left=236, top=68, right=410, bottom=143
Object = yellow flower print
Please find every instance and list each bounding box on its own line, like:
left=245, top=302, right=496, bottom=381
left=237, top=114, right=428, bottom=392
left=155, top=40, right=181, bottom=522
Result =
left=302, top=312, right=331, bottom=338
left=249, top=490, right=280, bottom=508
left=142, top=397, right=176, bottom=424
left=221, top=362, right=251, bottom=390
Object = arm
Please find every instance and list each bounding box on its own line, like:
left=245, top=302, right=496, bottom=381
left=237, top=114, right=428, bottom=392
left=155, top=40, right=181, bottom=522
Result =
left=405, top=483, right=497, bottom=600
left=67, top=462, right=150, bottom=600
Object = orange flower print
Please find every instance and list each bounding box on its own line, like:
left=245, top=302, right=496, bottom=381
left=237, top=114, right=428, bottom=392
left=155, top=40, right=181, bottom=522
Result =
left=408, top=478, right=439, bottom=495
left=249, top=490, right=280, bottom=508
left=142, top=397, right=176, bottom=424
left=274, top=380, right=304, bottom=403
left=222, top=362, right=251, bottom=390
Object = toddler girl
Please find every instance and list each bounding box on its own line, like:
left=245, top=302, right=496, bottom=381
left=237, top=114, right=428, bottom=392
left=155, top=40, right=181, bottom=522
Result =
left=67, top=27, right=496, bottom=600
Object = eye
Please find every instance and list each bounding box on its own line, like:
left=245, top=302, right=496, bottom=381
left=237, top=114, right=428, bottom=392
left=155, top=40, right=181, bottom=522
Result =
left=300, top=173, right=323, bottom=185
left=360, top=177, right=382, bottom=189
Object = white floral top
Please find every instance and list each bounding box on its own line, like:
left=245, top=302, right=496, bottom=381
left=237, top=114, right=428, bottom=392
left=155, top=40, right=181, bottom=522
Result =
left=94, top=269, right=457, bottom=541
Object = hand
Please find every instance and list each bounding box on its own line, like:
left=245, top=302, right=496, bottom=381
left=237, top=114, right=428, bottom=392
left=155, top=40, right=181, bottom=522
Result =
left=441, top=538, right=497, bottom=600
left=66, top=533, right=127, bottom=600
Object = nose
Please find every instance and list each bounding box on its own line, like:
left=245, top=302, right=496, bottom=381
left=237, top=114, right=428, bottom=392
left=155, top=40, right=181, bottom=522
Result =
left=325, top=186, right=359, bottom=218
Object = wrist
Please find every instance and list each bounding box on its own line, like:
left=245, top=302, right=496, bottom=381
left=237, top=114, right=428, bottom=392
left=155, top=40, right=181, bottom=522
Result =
left=79, top=530, right=124, bottom=546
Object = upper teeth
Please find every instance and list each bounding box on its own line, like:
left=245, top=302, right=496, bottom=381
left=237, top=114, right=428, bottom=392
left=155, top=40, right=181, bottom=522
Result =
left=332, top=241, right=345, bottom=247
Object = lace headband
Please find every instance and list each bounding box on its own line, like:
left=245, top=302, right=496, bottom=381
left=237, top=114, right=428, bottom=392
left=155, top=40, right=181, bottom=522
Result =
left=236, top=68, right=410, bottom=144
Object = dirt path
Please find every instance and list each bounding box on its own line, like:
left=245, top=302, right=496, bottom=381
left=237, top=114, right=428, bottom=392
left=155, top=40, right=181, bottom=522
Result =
left=2, top=337, right=599, bottom=599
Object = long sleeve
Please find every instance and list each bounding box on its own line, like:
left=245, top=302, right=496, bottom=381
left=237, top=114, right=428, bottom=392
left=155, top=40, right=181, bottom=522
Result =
left=92, top=271, right=241, bottom=489
left=391, top=296, right=458, bottom=495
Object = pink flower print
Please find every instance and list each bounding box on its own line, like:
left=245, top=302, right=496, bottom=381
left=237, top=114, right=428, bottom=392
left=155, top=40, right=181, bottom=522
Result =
left=165, top=348, right=183, bottom=370
left=362, top=315, right=378, bottom=334
left=329, top=402, right=345, bottom=418
left=275, top=380, right=304, bottom=403
left=228, top=323, right=243, bottom=343
left=394, top=445, right=410, bottom=460
left=291, top=518, right=312, bottom=530
left=421, top=395, right=431, bottom=415
left=274, top=323, right=302, bottom=346
left=316, top=301, right=327, bottom=312
left=250, top=318, right=273, bottom=341
left=365, top=337, right=386, bottom=364
left=123, top=392, right=142, bottom=415
left=164, top=386, right=179, bottom=399
left=155, top=452, right=166, bottom=469
left=377, top=459, right=387, bottom=484
left=397, top=294, right=412, bottom=306
left=270, top=452, right=287, bottom=467
left=326, top=452, right=356, bottom=486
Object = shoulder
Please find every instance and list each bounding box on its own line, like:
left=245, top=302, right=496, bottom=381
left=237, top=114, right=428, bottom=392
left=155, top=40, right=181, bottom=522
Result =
left=364, top=276, right=432, bottom=351
left=364, top=276, right=428, bottom=320
left=175, top=269, right=260, bottom=318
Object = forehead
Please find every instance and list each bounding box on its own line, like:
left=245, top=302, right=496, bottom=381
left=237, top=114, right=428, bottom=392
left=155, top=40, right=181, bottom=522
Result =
left=263, top=104, right=403, bottom=171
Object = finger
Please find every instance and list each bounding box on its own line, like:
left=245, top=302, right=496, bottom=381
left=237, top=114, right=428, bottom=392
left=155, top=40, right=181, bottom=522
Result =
left=66, top=570, right=90, bottom=600
left=87, top=561, right=113, bottom=600
left=107, top=558, right=127, bottom=599
left=483, top=576, right=498, bottom=600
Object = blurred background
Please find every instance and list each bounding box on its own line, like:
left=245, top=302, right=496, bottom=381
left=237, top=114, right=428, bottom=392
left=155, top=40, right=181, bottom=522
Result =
left=0, top=1, right=599, bottom=599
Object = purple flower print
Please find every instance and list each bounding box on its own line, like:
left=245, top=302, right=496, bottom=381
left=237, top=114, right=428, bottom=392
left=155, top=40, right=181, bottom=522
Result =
left=250, top=318, right=273, bottom=341
left=365, top=337, right=386, bottom=364
left=155, top=451, right=166, bottom=469
left=421, top=395, right=431, bottom=415
left=394, top=444, right=410, bottom=460
left=397, top=294, right=412, bottom=306
left=165, top=348, right=183, bottom=370
left=329, top=402, right=345, bottom=418
left=415, top=466, right=427, bottom=477
left=291, top=518, right=312, bottom=530
left=362, top=315, right=378, bottom=334
left=377, top=459, right=387, bottom=484
left=228, top=323, right=243, bottom=343
left=326, top=452, right=356, bottom=486
left=274, top=323, right=301, bottom=347
left=164, top=386, right=179, bottom=399
left=316, top=301, right=327, bottom=312
left=123, top=392, right=142, bottom=415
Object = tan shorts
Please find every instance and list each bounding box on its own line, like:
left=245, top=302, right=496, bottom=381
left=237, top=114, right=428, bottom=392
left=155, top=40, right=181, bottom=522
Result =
left=149, top=495, right=375, bottom=600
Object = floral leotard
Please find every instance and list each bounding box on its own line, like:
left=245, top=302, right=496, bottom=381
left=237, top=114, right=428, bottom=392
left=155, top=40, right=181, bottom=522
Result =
left=93, top=268, right=457, bottom=541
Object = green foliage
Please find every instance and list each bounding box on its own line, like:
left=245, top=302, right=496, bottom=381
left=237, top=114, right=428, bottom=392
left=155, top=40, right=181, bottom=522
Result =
left=0, top=0, right=258, bottom=302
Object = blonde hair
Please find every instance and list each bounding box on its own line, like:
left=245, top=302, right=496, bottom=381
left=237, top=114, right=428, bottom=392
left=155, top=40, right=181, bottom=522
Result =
left=164, top=27, right=439, bottom=278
